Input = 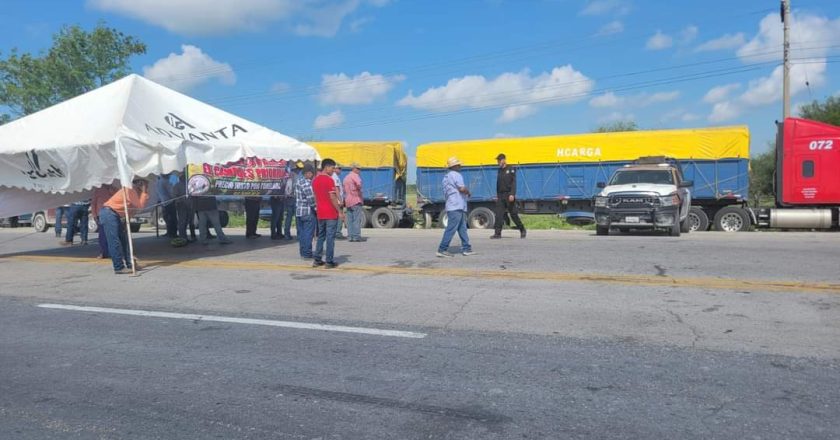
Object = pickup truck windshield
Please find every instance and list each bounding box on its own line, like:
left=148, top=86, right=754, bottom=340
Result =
left=610, top=170, right=674, bottom=185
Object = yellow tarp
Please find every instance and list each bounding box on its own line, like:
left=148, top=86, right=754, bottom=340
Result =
left=309, top=141, right=408, bottom=180
left=416, top=126, right=750, bottom=168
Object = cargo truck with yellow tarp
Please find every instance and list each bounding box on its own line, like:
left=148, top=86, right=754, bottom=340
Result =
left=308, top=141, right=411, bottom=229
left=416, top=126, right=751, bottom=231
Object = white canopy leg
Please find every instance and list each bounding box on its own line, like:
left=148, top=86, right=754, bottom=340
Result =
left=121, top=186, right=137, bottom=276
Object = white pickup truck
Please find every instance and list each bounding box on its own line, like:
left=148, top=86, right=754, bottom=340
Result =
left=593, top=158, right=693, bottom=236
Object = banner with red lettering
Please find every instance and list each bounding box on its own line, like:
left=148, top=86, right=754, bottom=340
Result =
left=186, top=157, right=291, bottom=196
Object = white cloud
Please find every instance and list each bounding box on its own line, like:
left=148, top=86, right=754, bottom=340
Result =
left=270, top=82, right=290, bottom=93
left=706, top=11, right=840, bottom=123
left=313, top=110, right=345, bottom=129
left=703, top=83, right=741, bottom=104
left=660, top=108, right=701, bottom=123
left=494, top=133, right=516, bottom=138
left=591, top=90, right=678, bottom=109
left=319, top=71, right=405, bottom=105
left=596, top=20, right=624, bottom=36
left=397, top=66, right=594, bottom=122
left=497, top=105, right=536, bottom=123
left=694, top=33, right=746, bottom=52
left=599, top=111, right=635, bottom=123
left=681, top=113, right=700, bottom=122
left=142, top=45, right=235, bottom=92
left=646, top=30, right=673, bottom=50
left=349, top=16, right=374, bottom=33
left=589, top=92, right=624, bottom=108
left=680, top=25, right=699, bottom=44
left=89, top=0, right=390, bottom=37
left=580, top=0, right=631, bottom=16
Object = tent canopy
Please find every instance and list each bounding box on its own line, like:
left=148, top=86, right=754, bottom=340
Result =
left=0, top=74, right=317, bottom=217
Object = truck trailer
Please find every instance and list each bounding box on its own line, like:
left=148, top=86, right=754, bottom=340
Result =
left=308, top=141, right=410, bottom=229
left=416, top=126, right=750, bottom=231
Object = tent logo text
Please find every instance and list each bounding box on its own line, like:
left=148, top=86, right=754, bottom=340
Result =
left=145, top=113, right=249, bottom=142
left=21, top=151, right=65, bottom=180
left=164, top=113, right=195, bottom=130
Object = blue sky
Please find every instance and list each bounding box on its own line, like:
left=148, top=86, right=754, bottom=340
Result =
left=2, top=0, right=839, bottom=182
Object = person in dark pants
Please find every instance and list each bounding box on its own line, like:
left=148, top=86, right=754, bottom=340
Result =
left=54, top=205, right=69, bottom=237
left=61, top=200, right=90, bottom=245
left=244, top=196, right=262, bottom=238
left=171, top=172, right=197, bottom=242
left=295, top=166, right=317, bottom=258
left=269, top=196, right=285, bottom=240
left=491, top=153, right=526, bottom=239
left=157, top=173, right=178, bottom=238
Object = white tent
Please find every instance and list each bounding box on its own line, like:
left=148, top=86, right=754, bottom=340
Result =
left=0, top=74, right=318, bottom=217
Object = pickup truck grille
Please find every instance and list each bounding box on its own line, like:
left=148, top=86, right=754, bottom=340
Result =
left=609, top=195, right=658, bottom=208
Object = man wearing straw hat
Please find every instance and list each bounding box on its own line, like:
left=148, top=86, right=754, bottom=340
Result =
left=437, top=157, right=476, bottom=257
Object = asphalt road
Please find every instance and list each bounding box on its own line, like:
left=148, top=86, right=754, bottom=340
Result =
left=1, top=227, right=839, bottom=439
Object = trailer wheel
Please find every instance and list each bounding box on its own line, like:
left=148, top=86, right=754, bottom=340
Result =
left=687, top=207, right=709, bottom=232
left=32, top=212, right=48, bottom=233
left=371, top=207, right=397, bottom=229
left=596, top=225, right=609, bottom=236
left=468, top=207, right=495, bottom=229
left=713, top=207, right=750, bottom=232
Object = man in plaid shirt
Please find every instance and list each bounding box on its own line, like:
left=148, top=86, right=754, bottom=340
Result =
left=295, top=165, right=317, bottom=259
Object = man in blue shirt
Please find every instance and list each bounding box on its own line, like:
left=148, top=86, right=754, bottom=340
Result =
left=437, top=157, right=475, bottom=257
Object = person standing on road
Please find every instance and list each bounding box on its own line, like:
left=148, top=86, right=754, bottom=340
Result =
left=295, top=165, right=317, bottom=259
left=91, top=183, right=117, bottom=259
left=54, top=204, right=70, bottom=238
left=99, top=179, right=150, bottom=274
left=332, top=165, right=346, bottom=240
left=437, top=157, right=475, bottom=257
left=61, top=200, right=91, bottom=246
left=156, top=172, right=178, bottom=238
left=192, top=196, right=232, bottom=245
left=269, top=194, right=285, bottom=240
left=283, top=165, right=299, bottom=240
left=491, top=153, right=526, bottom=239
left=343, top=162, right=364, bottom=242
left=244, top=196, right=262, bottom=239
left=171, top=171, right=197, bottom=242
left=312, top=159, right=345, bottom=268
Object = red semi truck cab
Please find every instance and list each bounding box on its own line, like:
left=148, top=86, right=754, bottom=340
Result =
left=778, top=117, right=840, bottom=206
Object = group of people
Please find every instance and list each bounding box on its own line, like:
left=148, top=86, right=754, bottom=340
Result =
left=436, top=152, right=526, bottom=257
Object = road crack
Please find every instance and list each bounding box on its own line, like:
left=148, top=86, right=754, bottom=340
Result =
left=665, top=308, right=702, bottom=348
left=443, top=290, right=479, bottom=330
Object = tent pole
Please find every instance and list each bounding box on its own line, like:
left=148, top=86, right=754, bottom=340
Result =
left=122, top=186, right=137, bottom=276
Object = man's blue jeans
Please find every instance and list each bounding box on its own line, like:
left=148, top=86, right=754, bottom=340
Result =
left=65, top=205, right=89, bottom=243
left=296, top=213, right=316, bottom=258
left=270, top=198, right=285, bottom=237
left=314, top=219, right=339, bottom=264
left=99, top=208, right=130, bottom=271
left=438, top=210, right=471, bottom=253
left=346, top=204, right=364, bottom=240
left=284, top=200, right=295, bottom=238
left=54, top=206, right=67, bottom=237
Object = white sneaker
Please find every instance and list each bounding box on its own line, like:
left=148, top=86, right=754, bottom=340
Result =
left=462, top=250, right=477, bottom=256
left=436, top=251, right=454, bottom=258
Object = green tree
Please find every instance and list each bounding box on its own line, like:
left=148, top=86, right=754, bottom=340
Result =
left=749, top=143, right=776, bottom=203
left=798, top=95, right=840, bottom=126
left=593, top=120, right=639, bottom=133
left=0, top=22, right=145, bottom=122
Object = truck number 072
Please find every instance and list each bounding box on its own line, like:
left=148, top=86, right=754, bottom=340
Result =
left=808, top=140, right=834, bottom=150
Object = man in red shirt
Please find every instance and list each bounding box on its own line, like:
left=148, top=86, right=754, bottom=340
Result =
left=311, top=158, right=345, bottom=268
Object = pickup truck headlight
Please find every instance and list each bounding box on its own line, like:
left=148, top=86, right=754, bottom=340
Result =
left=659, top=194, right=680, bottom=207
left=594, top=196, right=608, bottom=207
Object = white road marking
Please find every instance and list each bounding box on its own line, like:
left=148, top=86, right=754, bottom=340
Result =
left=37, top=303, right=427, bottom=339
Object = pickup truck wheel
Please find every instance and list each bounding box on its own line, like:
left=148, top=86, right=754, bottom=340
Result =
left=669, top=221, right=681, bottom=237
left=713, top=207, right=750, bottom=232
left=468, top=207, right=495, bottom=229
left=88, top=217, right=98, bottom=233
left=129, top=223, right=141, bottom=233
left=687, top=207, right=709, bottom=232
left=596, top=225, right=609, bottom=236
left=371, top=207, right=397, bottom=229
left=32, top=212, right=48, bottom=233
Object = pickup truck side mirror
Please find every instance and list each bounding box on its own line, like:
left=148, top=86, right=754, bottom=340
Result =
left=596, top=182, right=606, bottom=188
left=679, top=180, right=694, bottom=188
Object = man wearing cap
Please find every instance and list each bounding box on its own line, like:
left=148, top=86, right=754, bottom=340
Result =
left=343, top=162, right=364, bottom=242
left=437, top=157, right=475, bottom=257
left=491, top=153, right=526, bottom=239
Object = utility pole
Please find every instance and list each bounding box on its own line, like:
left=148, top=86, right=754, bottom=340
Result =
left=782, top=0, right=791, bottom=119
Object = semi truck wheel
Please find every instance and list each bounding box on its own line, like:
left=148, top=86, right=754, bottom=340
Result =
left=467, top=207, right=495, bottom=229
left=713, top=207, right=750, bottom=232
left=596, top=225, right=609, bottom=236
left=363, top=208, right=373, bottom=228
left=371, top=207, right=397, bottom=229
left=687, top=207, right=709, bottom=232
left=32, top=212, right=48, bottom=232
